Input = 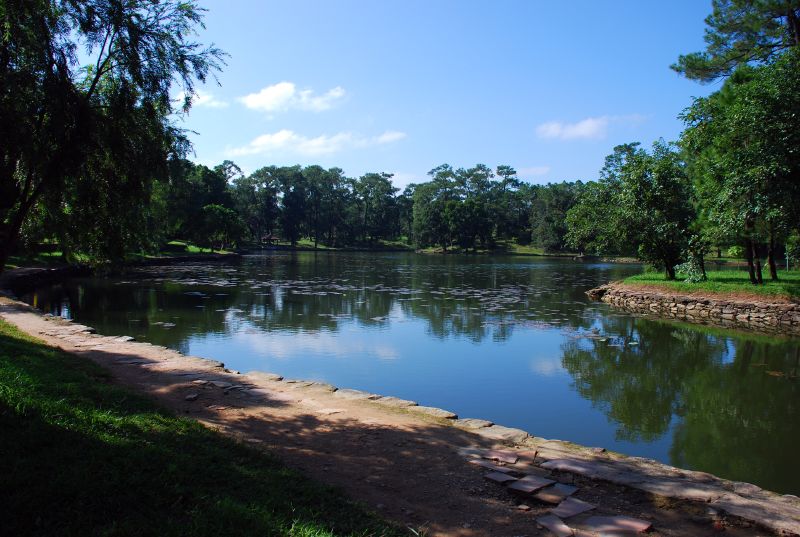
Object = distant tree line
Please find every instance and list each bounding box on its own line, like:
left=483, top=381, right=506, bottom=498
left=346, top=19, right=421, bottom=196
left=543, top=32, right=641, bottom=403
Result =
left=42, top=159, right=586, bottom=255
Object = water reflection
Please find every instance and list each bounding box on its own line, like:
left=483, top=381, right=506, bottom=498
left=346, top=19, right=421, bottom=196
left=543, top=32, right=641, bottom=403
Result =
left=23, top=252, right=800, bottom=493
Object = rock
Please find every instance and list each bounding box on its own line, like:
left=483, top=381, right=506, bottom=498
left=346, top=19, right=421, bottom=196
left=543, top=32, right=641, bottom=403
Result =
left=185, top=393, right=199, bottom=401
left=468, top=459, right=514, bottom=473
left=209, top=380, right=233, bottom=389
left=453, top=418, right=494, bottom=429
left=482, top=449, right=519, bottom=464
left=333, top=388, right=379, bottom=400
left=246, top=371, right=284, bottom=383
left=476, top=425, right=529, bottom=444
left=408, top=405, right=457, bottom=419
left=374, top=396, right=418, bottom=408
left=710, top=493, right=800, bottom=536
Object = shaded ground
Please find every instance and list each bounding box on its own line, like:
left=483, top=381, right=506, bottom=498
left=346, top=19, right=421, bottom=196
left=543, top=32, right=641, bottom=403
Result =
left=0, top=297, right=786, bottom=537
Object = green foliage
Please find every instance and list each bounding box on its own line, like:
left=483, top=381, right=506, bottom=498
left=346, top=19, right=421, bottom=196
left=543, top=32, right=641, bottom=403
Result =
left=681, top=49, right=800, bottom=282
left=672, top=0, right=800, bottom=81
left=727, top=245, right=745, bottom=258
left=0, top=319, right=402, bottom=536
left=566, top=141, right=695, bottom=278
left=530, top=182, right=584, bottom=252
left=0, top=0, right=224, bottom=270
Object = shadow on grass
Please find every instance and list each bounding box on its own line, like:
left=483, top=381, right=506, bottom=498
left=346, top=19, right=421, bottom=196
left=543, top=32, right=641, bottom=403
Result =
left=0, top=327, right=405, bottom=537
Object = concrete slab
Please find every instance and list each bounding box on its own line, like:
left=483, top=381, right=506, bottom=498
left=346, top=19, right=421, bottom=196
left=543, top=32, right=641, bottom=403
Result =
left=550, top=497, right=596, bottom=519
left=482, top=449, right=519, bottom=464
left=581, top=515, right=651, bottom=534
left=507, top=474, right=555, bottom=494
left=536, top=514, right=574, bottom=537
left=533, top=483, right=578, bottom=504
left=484, top=472, right=517, bottom=484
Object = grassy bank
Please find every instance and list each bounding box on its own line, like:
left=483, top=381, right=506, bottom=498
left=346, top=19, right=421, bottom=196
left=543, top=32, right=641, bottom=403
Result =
left=0, top=319, right=402, bottom=537
left=625, top=270, right=800, bottom=300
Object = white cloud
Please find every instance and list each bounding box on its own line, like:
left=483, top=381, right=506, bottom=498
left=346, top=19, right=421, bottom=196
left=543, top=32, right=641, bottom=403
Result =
left=239, top=81, right=346, bottom=113
left=176, top=89, right=229, bottom=109
left=227, top=129, right=406, bottom=157
left=536, top=116, right=610, bottom=140
left=517, top=166, right=551, bottom=177
left=535, top=114, right=647, bottom=141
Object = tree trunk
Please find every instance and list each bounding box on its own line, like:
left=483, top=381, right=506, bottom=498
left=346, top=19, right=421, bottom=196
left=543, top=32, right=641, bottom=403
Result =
left=665, top=263, right=676, bottom=280
left=767, top=224, right=779, bottom=281
left=744, top=237, right=757, bottom=284
left=752, top=240, right=763, bottom=284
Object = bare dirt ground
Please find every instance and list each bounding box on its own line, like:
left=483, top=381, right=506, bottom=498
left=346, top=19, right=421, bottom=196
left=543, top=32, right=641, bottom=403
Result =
left=1, top=297, right=790, bottom=537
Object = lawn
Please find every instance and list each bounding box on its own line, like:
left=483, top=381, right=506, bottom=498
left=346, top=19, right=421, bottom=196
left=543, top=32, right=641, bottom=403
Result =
left=0, top=319, right=403, bottom=537
left=624, top=269, right=800, bottom=300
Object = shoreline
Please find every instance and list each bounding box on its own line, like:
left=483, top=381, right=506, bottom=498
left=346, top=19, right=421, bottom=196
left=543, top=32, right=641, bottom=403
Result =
left=588, top=282, right=800, bottom=335
left=1, top=294, right=799, bottom=535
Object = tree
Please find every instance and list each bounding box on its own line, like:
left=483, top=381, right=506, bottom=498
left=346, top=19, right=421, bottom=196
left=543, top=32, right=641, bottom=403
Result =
left=195, top=204, right=244, bottom=251
left=566, top=142, right=694, bottom=279
left=681, top=50, right=800, bottom=282
left=672, top=0, right=800, bottom=82
left=354, top=173, right=398, bottom=243
left=530, top=182, right=584, bottom=252
left=0, top=0, right=223, bottom=270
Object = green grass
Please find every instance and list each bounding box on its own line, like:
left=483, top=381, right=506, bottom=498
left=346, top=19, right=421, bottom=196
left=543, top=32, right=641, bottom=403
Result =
left=160, top=240, right=234, bottom=255
left=5, top=251, right=81, bottom=270
left=0, top=319, right=404, bottom=537
left=625, top=269, right=800, bottom=299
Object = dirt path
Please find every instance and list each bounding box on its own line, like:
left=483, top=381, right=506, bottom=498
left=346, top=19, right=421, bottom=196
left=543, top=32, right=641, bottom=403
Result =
left=2, top=297, right=796, bottom=537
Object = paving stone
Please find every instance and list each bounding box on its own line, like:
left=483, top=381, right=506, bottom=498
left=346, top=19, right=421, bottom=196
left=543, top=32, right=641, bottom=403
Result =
left=314, top=408, right=344, bottom=415
left=456, top=446, right=485, bottom=458
left=482, top=449, right=519, bottom=464
left=209, top=380, right=233, bottom=389
left=484, top=471, right=518, bottom=484
left=581, top=515, right=651, bottom=534
left=536, top=514, right=574, bottom=537
left=507, top=474, right=555, bottom=494
left=533, top=483, right=578, bottom=504
left=550, top=497, right=596, bottom=519
left=246, top=371, right=284, bottom=382
left=184, top=393, right=199, bottom=401
left=476, top=425, right=529, bottom=444
left=468, top=459, right=514, bottom=473
left=408, top=405, right=457, bottom=419
left=710, top=493, right=800, bottom=536
left=453, top=418, right=494, bottom=429
left=333, top=388, right=380, bottom=400
left=635, top=478, right=721, bottom=502
left=191, top=379, right=209, bottom=385
left=374, top=396, right=418, bottom=408
left=540, top=458, right=607, bottom=479
left=301, top=382, right=337, bottom=393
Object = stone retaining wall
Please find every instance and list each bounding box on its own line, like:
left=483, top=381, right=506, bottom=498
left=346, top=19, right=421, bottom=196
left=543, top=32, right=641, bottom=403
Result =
left=587, top=283, right=800, bottom=335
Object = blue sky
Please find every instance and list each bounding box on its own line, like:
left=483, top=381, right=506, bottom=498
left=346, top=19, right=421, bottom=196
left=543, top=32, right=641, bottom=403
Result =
left=179, top=1, right=719, bottom=188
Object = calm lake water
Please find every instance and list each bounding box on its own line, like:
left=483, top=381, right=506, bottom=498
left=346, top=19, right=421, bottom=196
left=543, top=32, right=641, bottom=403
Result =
left=23, top=253, right=800, bottom=494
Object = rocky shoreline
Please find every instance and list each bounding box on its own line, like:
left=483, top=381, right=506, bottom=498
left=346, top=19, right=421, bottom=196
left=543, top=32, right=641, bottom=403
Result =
left=587, top=282, right=800, bottom=335
left=1, top=294, right=799, bottom=535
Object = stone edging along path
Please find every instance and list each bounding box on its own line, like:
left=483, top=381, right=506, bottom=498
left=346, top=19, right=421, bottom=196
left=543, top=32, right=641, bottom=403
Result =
left=587, top=282, right=800, bottom=336
left=2, top=297, right=800, bottom=535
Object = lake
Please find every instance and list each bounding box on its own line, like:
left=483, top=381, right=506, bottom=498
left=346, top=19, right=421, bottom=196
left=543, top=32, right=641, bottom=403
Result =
left=22, top=252, right=800, bottom=494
